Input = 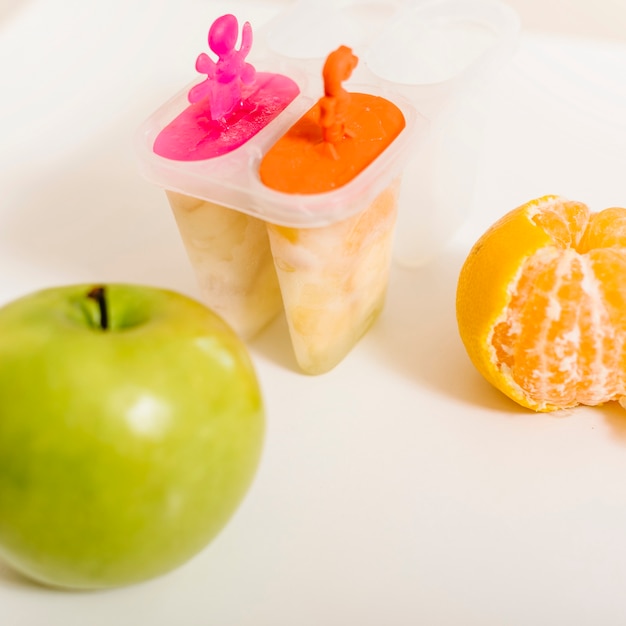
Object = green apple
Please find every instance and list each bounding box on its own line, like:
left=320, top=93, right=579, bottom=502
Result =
left=0, top=284, right=264, bottom=589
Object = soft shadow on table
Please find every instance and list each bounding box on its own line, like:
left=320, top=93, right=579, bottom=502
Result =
left=370, top=246, right=530, bottom=414
left=0, top=558, right=44, bottom=591
left=601, top=401, right=626, bottom=442
left=0, top=558, right=114, bottom=594
left=249, top=313, right=300, bottom=373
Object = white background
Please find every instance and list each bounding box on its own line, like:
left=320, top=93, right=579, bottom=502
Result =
left=3, top=1, right=626, bottom=624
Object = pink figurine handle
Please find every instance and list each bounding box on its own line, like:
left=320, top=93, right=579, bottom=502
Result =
left=188, top=14, right=257, bottom=121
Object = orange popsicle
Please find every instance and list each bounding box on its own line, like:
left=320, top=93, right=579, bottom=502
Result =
left=260, top=46, right=406, bottom=374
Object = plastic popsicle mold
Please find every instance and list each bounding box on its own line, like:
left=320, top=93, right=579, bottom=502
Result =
left=136, top=0, right=519, bottom=369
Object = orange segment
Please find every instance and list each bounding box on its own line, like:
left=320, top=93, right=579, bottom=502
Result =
left=456, top=196, right=626, bottom=411
left=579, top=207, right=626, bottom=251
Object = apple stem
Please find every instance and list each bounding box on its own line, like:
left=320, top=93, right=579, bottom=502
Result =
left=87, top=286, right=109, bottom=330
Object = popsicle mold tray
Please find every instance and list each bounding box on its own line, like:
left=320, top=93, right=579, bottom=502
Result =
left=135, top=0, right=519, bottom=374
left=136, top=0, right=520, bottom=232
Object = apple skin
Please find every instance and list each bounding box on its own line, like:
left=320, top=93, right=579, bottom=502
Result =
left=0, top=284, right=264, bottom=589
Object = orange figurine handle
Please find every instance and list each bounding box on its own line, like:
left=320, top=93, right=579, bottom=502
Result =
left=318, top=46, right=359, bottom=146
left=259, top=45, right=405, bottom=194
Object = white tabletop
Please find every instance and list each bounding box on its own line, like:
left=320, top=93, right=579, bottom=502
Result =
left=3, top=1, right=626, bottom=624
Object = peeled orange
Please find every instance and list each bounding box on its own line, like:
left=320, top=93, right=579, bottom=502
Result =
left=456, top=195, right=626, bottom=412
